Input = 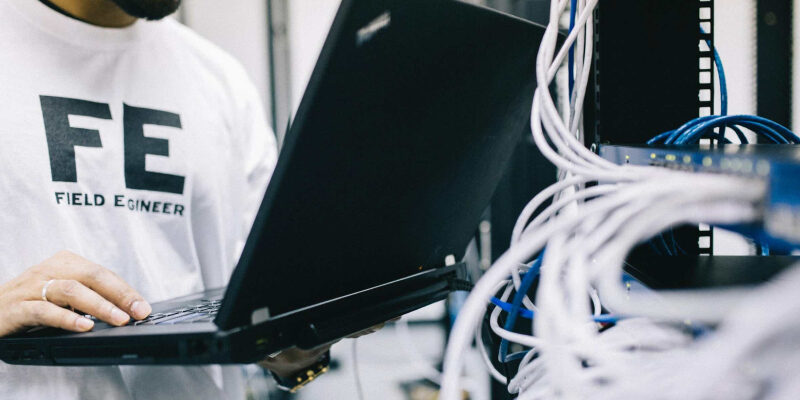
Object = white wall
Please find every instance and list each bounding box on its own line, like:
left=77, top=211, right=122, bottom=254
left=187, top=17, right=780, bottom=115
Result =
left=715, top=0, right=758, bottom=118
left=287, top=0, right=342, bottom=113
left=179, top=0, right=271, bottom=116
left=714, top=0, right=758, bottom=255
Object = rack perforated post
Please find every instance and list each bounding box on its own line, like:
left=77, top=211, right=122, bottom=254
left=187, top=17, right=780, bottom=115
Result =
left=698, top=0, right=715, bottom=143
left=697, top=0, right=715, bottom=254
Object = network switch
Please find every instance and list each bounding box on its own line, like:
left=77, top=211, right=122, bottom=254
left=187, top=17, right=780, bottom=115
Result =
left=600, top=144, right=800, bottom=246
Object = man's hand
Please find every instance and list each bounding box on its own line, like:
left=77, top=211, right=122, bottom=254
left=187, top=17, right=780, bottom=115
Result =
left=258, top=344, right=333, bottom=378
left=0, top=250, right=152, bottom=337
left=259, top=319, right=400, bottom=379
left=346, top=318, right=399, bottom=339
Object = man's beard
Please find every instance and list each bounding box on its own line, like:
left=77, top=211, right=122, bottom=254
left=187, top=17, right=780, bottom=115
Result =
left=108, top=0, right=181, bottom=20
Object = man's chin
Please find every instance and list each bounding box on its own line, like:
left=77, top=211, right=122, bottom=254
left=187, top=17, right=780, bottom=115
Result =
left=110, top=0, right=181, bottom=20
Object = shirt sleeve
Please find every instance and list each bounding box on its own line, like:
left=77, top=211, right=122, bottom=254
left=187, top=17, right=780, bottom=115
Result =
left=192, top=62, right=278, bottom=290
left=233, top=80, right=279, bottom=260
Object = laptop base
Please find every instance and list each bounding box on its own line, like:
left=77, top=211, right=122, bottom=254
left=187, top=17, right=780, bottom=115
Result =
left=0, top=263, right=465, bottom=365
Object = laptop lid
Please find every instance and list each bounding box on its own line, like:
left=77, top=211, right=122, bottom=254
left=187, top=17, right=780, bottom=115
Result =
left=215, top=0, right=545, bottom=329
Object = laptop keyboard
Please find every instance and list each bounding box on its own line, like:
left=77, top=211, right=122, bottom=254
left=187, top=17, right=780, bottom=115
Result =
left=128, top=299, right=221, bottom=325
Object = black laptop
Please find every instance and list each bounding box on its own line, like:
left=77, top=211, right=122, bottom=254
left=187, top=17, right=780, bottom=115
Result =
left=0, top=0, right=545, bottom=365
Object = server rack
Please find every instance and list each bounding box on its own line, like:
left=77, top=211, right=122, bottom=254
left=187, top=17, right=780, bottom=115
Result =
left=484, top=1, right=718, bottom=398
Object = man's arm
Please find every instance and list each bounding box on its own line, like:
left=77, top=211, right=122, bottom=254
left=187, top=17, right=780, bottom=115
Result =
left=0, top=250, right=151, bottom=336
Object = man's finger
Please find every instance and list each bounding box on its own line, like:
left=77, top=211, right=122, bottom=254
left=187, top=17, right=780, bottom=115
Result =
left=42, top=280, right=131, bottom=326
left=18, top=301, right=94, bottom=332
left=50, top=255, right=151, bottom=320
left=346, top=318, right=398, bottom=338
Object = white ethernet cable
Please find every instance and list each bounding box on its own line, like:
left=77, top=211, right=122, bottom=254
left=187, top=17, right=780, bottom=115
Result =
left=438, top=0, right=786, bottom=398
left=601, top=265, right=800, bottom=400
left=443, top=175, right=756, bottom=395
left=447, top=173, right=764, bottom=398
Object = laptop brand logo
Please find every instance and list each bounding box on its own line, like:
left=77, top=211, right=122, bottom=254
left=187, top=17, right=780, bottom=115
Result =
left=356, top=11, right=391, bottom=46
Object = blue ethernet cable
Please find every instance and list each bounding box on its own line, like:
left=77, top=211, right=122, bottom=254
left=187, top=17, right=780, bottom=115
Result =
left=494, top=250, right=621, bottom=363
left=674, top=115, right=798, bottom=145
left=568, top=0, right=577, bottom=100
left=653, top=115, right=799, bottom=145
left=490, top=297, right=619, bottom=324
left=648, top=240, right=663, bottom=256
left=658, top=234, right=674, bottom=256
left=649, top=26, right=726, bottom=146
left=701, top=27, right=728, bottom=116
left=728, top=125, right=748, bottom=143
left=497, top=254, right=542, bottom=362
left=702, top=26, right=729, bottom=139
left=650, top=115, right=721, bottom=145
left=669, top=230, right=687, bottom=255
left=645, top=31, right=792, bottom=146
left=502, top=350, right=531, bottom=363
left=651, top=32, right=799, bottom=146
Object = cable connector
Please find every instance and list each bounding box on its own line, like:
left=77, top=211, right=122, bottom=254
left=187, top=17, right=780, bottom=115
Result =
left=449, top=278, right=475, bottom=292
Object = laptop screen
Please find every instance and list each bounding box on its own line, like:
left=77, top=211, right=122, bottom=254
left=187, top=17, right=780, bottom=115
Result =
left=217, top=0, right=545, bottom=328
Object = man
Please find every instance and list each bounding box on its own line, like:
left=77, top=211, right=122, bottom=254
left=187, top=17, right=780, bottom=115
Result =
left=0, top=0, right=336, bottom=397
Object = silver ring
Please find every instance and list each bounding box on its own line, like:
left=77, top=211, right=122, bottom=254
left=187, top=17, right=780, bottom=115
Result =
left=41, top=279, right=55, bottom=302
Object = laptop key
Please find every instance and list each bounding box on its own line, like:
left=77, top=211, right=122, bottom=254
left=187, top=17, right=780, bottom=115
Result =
left=132, top=311, right=181, bottom=325
left=125, top=301, right=219, bottom=326
left=140, top=311, right=195, bottom=325
left=157, top=312, right=206, bottom=325
left=183, top=313, right=214, bottom=323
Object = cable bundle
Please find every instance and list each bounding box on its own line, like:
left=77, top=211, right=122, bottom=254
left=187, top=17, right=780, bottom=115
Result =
left=647, top=34, right=800, bottom=146
left=648, top=114, right=800, bottom=145
left=436, top=0, right=796, bottom=398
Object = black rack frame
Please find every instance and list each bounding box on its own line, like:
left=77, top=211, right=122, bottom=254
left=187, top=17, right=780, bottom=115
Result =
left=588, top=0, right=715, bottom=255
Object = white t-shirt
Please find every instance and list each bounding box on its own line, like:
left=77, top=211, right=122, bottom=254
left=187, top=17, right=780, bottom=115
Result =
left=0, top=0, right=278, bottom=398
